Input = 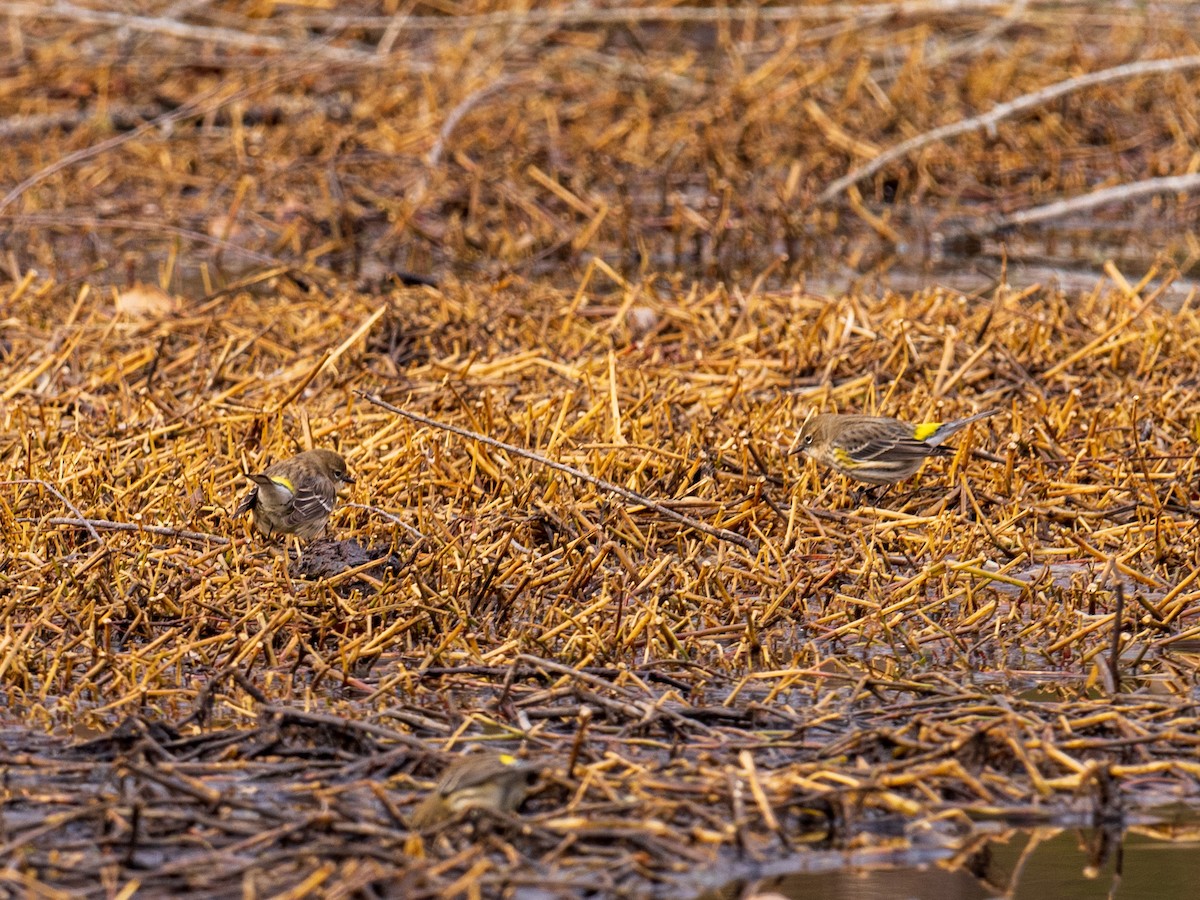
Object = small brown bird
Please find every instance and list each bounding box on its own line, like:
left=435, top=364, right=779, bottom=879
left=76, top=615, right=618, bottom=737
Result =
left=410, top=752, right=539, bottom=829
left=792, top=410, right=997, bottom=485
left=234, top=449, right=354, bottom=540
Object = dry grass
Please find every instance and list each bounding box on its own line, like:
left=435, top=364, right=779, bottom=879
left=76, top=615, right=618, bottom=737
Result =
left=6, top=273, right=1200, bottom=894
left=4, top=1, right=1200, bottom=896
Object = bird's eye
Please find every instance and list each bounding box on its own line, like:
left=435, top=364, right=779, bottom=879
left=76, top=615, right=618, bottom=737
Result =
left=804, top=434, right=813, bottom=444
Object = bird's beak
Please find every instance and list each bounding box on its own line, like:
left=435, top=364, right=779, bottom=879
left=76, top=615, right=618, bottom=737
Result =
left=341, top=474, right=356, bottom=484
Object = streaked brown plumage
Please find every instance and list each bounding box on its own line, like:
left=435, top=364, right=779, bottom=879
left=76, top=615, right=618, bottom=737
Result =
left=409, top=753, right=539, bottom=828
left=792, top=410, right=997, bottom=485
left=234, top=449, right=353, bottom=539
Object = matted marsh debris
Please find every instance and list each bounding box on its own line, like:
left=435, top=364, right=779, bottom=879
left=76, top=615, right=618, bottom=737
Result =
left=6, top=275, right=1200, bottom=892
left=4, top=669, right=1200, bottom=896
left=4, top=2, right=1200, bottom=293
left=289, top=538, right=408, bottom=591
left=6, top=0, right=1200, bottom=895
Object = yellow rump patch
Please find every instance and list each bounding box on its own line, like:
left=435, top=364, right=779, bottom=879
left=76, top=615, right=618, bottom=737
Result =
left=498, top=753, right=517, bottom=766
left=913, top=422, right=941, bottom=441
left=268, top=475, right=295, bottom=492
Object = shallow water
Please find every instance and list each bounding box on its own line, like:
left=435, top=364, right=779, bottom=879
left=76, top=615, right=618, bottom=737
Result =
left=692, top=820, right=1200, bottom=900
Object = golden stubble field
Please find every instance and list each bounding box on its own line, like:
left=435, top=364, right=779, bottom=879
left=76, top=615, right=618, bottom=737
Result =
left=3, top=1, right=1200, bottom=896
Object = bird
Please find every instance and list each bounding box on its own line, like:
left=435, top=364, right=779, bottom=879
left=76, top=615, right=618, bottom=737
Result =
left=791, top=409, right=997, bottom=485
left=409, top=752, right=539, bottom=829
left=233, top=448, right=354, bottom=540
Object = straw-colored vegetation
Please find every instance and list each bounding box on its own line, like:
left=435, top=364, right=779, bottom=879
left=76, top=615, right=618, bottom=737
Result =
left=3, top=1, right=1200, bottom=896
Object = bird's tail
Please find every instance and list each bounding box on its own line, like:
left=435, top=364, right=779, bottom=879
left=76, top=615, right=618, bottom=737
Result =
left=925, top=409, right=998, bottom=447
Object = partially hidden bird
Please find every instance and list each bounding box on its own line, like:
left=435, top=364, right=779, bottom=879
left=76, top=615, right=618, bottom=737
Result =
left=409, top=752, right=540, bottom=828
left=234, top=448, right=353, bottom=539
left=792, top=410, right=997, bottom=485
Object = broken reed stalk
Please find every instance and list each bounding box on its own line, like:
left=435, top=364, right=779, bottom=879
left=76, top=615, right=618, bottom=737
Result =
left=1109, top=583, right=1124, bottom=692
left=33, top=517, right=230, bottom=545
left=356, top=391, right=759, bottom=552
left=3, top=480, right=104, bottom=543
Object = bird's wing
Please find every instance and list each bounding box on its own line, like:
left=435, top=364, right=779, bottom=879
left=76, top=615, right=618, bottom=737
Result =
left=233, top=486, right=258, bottom=517
left=840, top=423, right=938, bottom=462
left=285, top=479, right=336, bottom=527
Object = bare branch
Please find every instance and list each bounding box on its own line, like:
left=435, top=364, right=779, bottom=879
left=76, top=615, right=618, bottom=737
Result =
left=0, top=1, right=397, bottom=67
left=820, top=54, right=1200, bottom=204
left=300, top=2, right=1027, bottom=31
left=32, top=517, right=230, bottom=545
left=2, top=480, right=103, bottom=544
left=979, top=173, right=1200, bottom=234
left=355, top=392, right=760, bottom=553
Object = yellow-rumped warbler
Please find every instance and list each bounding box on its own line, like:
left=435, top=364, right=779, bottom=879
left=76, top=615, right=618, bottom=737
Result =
left=234, top=449, right=353, bottom=540
left=409, top=752, right=539, bottom=828
left=791, top=410, right=997, bottom=485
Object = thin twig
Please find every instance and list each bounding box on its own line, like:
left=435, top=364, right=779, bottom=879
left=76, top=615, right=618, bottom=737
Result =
left=30, top=517, right=230, bottom=545
left=342, top=503, right=428, bottom=542
left=301, top=1, right=1020, bottom=31
left=2, top=480, right=103, bottom=544
left=0, top=104, right=163, bottom=140
left=0, top=54, right=395, bottom=218
left=427, top=76, right=525, bottom=169
left=0, top=213, right=294, bottom=268
left=515, top=654, right=720, bottom=737
left=819, top=54, right=1200, bottom=203
left=356, top=392, right=759, bottom=552
left=0, top=1, right=402, bottom=68
left=876, top=0, right=1029, bottom=82
left=976, top=173, right=1200, bottom=235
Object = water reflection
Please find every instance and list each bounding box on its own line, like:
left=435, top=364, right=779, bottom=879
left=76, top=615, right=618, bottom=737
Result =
left=696, top=821, right=1200, bottom=900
